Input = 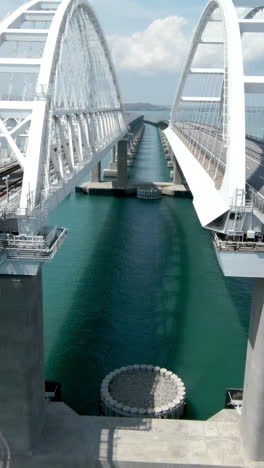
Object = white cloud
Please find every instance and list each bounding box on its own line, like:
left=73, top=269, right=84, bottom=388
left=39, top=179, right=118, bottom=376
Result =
left=242, top=34, right=264, bottom=63
left=108, top=16, right=189, bottom=74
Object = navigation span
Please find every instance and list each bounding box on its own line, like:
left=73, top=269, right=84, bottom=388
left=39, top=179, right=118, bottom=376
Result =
left=0, top=0, right=264, bottom=467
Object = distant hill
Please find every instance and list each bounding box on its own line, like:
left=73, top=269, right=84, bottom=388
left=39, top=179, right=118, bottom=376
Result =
left=124, top=102, right=170, bottom=111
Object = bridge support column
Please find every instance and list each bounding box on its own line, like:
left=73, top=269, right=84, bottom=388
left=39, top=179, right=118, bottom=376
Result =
left=91, top=161, right=101, bottom=182
left=241, top=278, right=264, bottom=460
left=0, top=267, right=45, bottom=453
left=117, top=138, right=128, bottom=186
left=111, top=145, right=117, bottom=163
left=173, top=159, right=183, bottom=185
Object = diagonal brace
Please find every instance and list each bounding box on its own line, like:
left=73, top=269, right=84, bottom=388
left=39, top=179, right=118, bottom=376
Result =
left=0, top=118, right=25, bottom=168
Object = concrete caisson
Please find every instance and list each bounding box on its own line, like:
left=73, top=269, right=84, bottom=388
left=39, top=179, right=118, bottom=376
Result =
left=100, top=364, right=186, bottom=419
left=137, top=186, right=162, bottom=200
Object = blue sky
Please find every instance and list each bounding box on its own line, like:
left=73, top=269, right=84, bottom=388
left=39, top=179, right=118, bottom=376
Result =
left=1, top=0, right=207, bottom=104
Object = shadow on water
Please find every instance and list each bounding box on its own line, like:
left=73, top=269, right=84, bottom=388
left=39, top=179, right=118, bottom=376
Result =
left=44, top=116, right=251, bottom=422
left=44, top=194, right=251, bottom=421
left=224, top=276, right=252, bottom=332
left=45, top=195, right=192, bottom=416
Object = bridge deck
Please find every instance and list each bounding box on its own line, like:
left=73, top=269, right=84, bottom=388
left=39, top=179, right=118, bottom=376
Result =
left=76, top=181, right=189, bottom=197
left=172, top=122, right=264, bottom=198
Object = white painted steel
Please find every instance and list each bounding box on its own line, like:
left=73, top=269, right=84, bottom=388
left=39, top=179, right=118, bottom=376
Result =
left=239, top=19, right=264, bottom=31
left=164, top=127, right=229, bottom=227
left=200, top=40, right=224, bottom=44
left=0, top=0, right=127, bottom=219
left=181, top=97, right=221, bottom=102
left=0, top=58, right=41, bottom=73
left=189, top=68, right=224, bottom=74
left=244, top=76, right=264, bottom=93
left=170, top=0, right=246, bottom=227
left=4, top=29, right=49, bottom=41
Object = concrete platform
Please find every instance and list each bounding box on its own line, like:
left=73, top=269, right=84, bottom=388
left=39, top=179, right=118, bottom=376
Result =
left=76, top=181, right=191, bottom=198
left=10, top=404, right=264, bottom=467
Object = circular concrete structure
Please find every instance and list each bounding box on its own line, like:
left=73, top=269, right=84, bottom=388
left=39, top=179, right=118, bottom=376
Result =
left=137, top=186, right=162, bottom=200
left=100, top=365, right=186, bottom=418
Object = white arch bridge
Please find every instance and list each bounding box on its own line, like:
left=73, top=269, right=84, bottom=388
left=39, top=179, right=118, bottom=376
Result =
left=165, top=0, right=264, bottom=277
left=0, top=0, right=143, bottom=274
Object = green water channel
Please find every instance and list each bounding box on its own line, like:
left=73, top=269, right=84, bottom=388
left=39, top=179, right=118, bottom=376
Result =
left=43, top=113, right=252, bottom=419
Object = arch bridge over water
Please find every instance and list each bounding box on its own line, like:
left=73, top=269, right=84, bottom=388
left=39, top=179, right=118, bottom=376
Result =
left=165, top=0, right=264, bottom=279
left=0, top=0, right=143, bottom=275
left=0, top=0, right=264, bottom=466
left=164, top=0, right=264, bottom=461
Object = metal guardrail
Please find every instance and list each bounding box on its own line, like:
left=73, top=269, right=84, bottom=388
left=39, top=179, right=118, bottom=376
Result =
left=0, top=227, right=67, bottom=261
left=246, top=183, right=264, bottom=214
left=213, top=232, right=264, bottom=252
left=174, top=125, right=264, bottom=216
left=0, top=158, right=16, bottom=170
left=126, top=112, right=144, bottom=125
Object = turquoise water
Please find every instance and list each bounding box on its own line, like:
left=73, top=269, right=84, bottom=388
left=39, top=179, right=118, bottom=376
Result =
left=43, top=112, right=252, bottom=419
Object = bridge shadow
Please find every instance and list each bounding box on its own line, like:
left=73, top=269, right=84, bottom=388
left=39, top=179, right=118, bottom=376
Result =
left=44, top=195, right=194, bottom=417
left=44, top=190, right=251, bottom=432
left=223, top=276, right=252, bottom=332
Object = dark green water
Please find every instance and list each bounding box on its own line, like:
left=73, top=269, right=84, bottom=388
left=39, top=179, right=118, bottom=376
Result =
left=43, top=112, right=252, bottom=420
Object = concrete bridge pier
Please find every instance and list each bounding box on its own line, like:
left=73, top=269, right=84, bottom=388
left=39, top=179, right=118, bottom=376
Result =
left=109, top=145, right=118, bottom=173
left=128, top=133, right=136, bottom=156
left=127, top=123, right=144, bottom=159
left=241, top=278, right=264, bottom=461
left=173, top=159, right=184, bottom=185
left=117, top=138, right=128, bottom=187
left=91, top=161, right=101, bottom=182
left=103, top=116, right=144, bottom=179
left=0, top=267, right=45, bottom=454
left=112, top=145, right=117, bottom=164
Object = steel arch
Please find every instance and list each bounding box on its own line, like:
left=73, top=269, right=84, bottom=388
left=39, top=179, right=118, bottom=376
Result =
left=170, top=0, right=245, bottom=213
left=0, top=0, right=126, bottom=218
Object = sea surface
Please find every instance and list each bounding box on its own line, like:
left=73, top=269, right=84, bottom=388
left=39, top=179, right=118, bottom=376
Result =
left=43, top=110, right=252, bottom=420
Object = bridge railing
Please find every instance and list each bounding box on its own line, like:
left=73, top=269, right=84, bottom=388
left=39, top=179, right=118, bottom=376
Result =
left=213, top=232, right=264, bottom=252
left=173, top=123, right=226, bottom=177
left=0, top=227, right=67, bottom=261
left=246, top=183, right=264, bottom=215
left=171, top=124, right=264, bottom=216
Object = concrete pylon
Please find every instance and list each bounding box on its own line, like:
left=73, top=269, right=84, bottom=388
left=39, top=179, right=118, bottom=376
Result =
left=91, top=161, right=101, bottom=182
left=112, top=145, right=117, bottom=163
left=173, top=159, right=183, bottom=185
left=241, top=278, right=264, bottom=460
left=117, top=138, right=128, bottom=187
left=0, top=268, right=45, bottom=453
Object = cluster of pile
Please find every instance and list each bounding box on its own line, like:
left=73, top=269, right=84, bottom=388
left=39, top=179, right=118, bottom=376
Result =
left=137, top=186, right=162, bottom=200
left=100, top=364, right=186, bottom=419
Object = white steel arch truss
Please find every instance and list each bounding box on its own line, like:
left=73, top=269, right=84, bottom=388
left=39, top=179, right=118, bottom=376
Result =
left=167, top=0, right=263, bottom=228
left=0, top=0, right=126, bottom=219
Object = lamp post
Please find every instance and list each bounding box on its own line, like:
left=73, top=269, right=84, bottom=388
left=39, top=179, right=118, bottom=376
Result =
left=2, top=174, right=10, bottom=202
